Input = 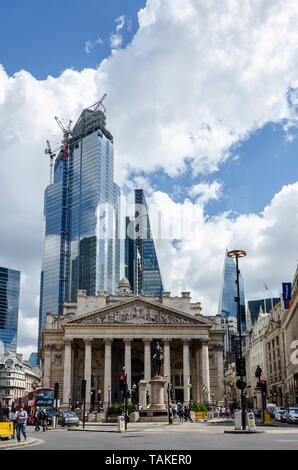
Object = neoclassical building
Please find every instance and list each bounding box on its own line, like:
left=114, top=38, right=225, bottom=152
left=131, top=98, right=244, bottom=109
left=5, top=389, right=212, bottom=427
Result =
left=40, top=279, right=225, bottom=410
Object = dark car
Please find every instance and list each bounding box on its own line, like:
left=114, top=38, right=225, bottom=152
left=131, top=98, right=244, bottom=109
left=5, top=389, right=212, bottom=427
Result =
left=57, top=411, right=80, bottom=427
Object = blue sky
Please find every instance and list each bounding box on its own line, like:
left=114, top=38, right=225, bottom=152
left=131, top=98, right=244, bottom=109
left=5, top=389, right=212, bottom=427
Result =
left=0, top=0, right=146, bottom=78
left=1, top=0, right=298, bottom=357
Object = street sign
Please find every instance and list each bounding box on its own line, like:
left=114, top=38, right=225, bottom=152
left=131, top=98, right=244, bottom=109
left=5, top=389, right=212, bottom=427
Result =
left=0, top=421, right=13, bottom=436
left=195, top=412, right=206, bottom=421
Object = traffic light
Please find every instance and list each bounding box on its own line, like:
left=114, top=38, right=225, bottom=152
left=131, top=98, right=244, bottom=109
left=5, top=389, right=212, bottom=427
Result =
left=119, top=375, right=125, bottom=394
left=81, top=379, right=86, bottom=399
left=236, top=357, right=246, bottom=377
left=54, top=382, right=59, bottom=400
left=261, top=380, right=267, bottom=396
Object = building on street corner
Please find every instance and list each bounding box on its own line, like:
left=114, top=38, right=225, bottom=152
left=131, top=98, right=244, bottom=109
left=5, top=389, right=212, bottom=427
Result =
left=40, top=279, right=225, bottom=413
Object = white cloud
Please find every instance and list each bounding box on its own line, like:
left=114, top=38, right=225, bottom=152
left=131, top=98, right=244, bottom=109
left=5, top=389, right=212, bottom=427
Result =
left=189, top=181, right=223, bottom=204
left=150, top=182, right=298, bottom=314
left=85, top=37, right=104, bottom=54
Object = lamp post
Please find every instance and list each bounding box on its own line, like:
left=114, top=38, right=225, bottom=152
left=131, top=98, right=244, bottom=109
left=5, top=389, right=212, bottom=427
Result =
left=68, top=393, right=71, bottom=411
left=123, top=367, right=128, bottom=431
left=227, top=249, right=247, bottom=430
left=188, top=382, right=192, bottom=406
left=132, top=383, right=137, bottom=409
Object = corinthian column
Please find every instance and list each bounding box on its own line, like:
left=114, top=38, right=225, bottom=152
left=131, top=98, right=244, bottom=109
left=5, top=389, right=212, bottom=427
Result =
left=163, top=339, right=172, bottom=403
left=43, top=344, right=52, bottom=388
left=84, top=338, right=93, bottom=409
left=201, top=339, right=210, bottom=402
left=182, top=338, right=191, bottom=404
left=63, top=338, right=73, bottom=407
left=215, top=344, right=225, bottom=405
left=143, top=338, right=152, bottom=394
left=104, top=338, right=113, bottom=408
left=124, top=338, right=133, bottom=392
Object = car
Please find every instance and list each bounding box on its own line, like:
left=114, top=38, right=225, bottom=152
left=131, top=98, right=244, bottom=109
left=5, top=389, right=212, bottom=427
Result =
left=287, top=408, right=298, bottom=424
left=274, top=409, right=287, bottom=422
left=57, top=411, right=80, bottom=427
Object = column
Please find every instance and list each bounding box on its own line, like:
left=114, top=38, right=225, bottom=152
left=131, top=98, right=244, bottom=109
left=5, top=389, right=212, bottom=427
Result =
left=63, top=338, right=73, bottom=407
left=195, top=346, right=202, bottom=402
left=163, top=339, right=171, bottom=403
left=124, top=338, right=133, bottom=392
left=84, top=338, right=93, bottom=410
left=104, top=338, right=113, bottom=408
left=143, top=338, right=152, bottom=395
left=43, top=344, right=52, bottom=388
left=182, top=338, right=191, bottom=404
left=216, top=344, right=225, bottom=405
left=201, top=339, right=210, bottom=402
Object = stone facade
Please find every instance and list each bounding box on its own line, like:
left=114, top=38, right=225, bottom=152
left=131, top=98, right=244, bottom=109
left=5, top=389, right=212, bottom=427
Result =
left=40, top=283, right=225, bottom=410
left=283, top=266, right=298, bottom=407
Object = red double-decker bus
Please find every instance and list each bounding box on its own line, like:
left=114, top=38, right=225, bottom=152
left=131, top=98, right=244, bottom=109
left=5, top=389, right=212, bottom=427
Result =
left=12, top=388, right=55, bottom=424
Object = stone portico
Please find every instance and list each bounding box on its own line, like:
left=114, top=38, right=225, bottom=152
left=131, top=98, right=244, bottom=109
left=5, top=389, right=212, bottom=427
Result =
left=40, top=281, right=225, bottom=410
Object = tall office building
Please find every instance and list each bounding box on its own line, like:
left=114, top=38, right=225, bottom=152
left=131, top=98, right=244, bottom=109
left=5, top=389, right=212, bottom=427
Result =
left=0, top=267, right=20, bottom=354
left=125, top=189, right=164, bottom=296
left=38, top=103, right=120, bottom=349
left=218, top=250, right=246, bottom=356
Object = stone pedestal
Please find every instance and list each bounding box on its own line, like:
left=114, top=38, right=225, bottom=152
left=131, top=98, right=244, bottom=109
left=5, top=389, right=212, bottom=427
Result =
left=138, top=380, right=147, bottom=409
left=149, top=376, right=167, bottom=410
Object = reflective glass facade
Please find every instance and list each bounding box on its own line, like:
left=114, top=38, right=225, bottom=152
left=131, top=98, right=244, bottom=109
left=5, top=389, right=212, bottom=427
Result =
left=218, top=250, right=246, bottom=332
left=0, top=267, right=20, bottom=354
left=125, top=189, right=163, bottom=296
left=38, top=107, right=120, bottom=349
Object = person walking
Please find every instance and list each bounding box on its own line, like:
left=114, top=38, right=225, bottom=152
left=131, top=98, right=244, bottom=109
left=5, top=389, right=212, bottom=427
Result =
left=9, top=409, right=18, bottom=439
left=41, top=409, right=49, bottom=432
left=15, top=407, right=28, bottom=443
left=34, top=406, right=41, bottom=432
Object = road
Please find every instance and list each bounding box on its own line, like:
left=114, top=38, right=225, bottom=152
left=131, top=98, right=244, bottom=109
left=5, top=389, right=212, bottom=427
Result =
left=7, top=420, right=298, bottom=451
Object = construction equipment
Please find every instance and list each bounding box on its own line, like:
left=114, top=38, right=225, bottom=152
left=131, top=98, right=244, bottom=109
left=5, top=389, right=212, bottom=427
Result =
left=44, top=140, right=57, bottom=184
left=94, top=93, right=107, bottom=112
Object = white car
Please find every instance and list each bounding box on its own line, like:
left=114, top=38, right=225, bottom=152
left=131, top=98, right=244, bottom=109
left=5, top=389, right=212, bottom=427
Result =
left=287, top=408, right=298, bottom=424
left=274, top=409, right=287, bottom=422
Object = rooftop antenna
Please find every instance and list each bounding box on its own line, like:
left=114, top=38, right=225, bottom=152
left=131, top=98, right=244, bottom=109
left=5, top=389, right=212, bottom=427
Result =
left=44, top=140, right=56, bottom=184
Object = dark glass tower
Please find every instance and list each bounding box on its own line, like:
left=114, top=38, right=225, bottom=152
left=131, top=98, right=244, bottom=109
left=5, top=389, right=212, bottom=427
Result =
left=0, top=267, right=20, bottom=354
left=125, top=189, right=163, bottom=296
left=38, top=104, right=120, bottom=349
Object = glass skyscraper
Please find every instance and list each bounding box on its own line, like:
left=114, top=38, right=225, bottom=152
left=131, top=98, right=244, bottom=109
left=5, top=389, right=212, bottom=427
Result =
left=218, top=250, right=246, bottom=356
left=125, top=189, right=164, bottom=296
left=38, top=104, right=120, bottom=349
left=0, top=267, right=20, bottom=354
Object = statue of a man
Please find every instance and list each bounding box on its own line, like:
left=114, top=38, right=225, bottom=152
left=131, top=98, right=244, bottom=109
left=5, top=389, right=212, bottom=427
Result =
left=255, top=365, right=262, bottom=383
left=152, top=341, right=163, bottom=377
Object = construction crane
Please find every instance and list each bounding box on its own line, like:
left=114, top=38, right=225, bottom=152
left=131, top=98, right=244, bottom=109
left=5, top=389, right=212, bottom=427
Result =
left=55, top=116, right=73, bottom=161
left=94, top=93, right=107, bottom=112
left=44, top=140, right=57, bottom=184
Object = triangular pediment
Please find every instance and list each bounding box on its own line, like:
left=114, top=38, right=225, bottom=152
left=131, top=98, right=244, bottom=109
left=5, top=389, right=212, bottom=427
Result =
left=63, top=297, right=212, bottom=327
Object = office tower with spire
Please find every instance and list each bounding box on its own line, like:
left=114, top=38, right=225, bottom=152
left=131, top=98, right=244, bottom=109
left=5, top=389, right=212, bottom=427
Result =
left=125, top=189, right=164, bottom=296
left=38, top=101, right=120, bottom=349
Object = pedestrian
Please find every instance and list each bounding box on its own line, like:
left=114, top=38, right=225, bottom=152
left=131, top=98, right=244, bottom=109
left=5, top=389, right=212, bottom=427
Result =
left=41, top=408, right=49, bottom=432
left=15, top=407, right=28, bottom=442
left=34, top=406, right=41, bottom=432
left=172, top=401, right=178, bottom=419
left=220, top=406, right=226, bottom=418
left=9, top=408, right=18, bottom=439
left=184, top=406, right=193, bottom=423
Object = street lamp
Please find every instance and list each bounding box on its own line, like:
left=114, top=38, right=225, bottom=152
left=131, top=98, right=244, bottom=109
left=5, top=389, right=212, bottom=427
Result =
left=132, top=383, right=137, bottom=409
left=68, top=393, right=71, bottom=411
left=123, top=366, right=128, bottom=431
left=98, top=389, right=102, bottom=411
left=227, top=249, right=247, bottom=430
